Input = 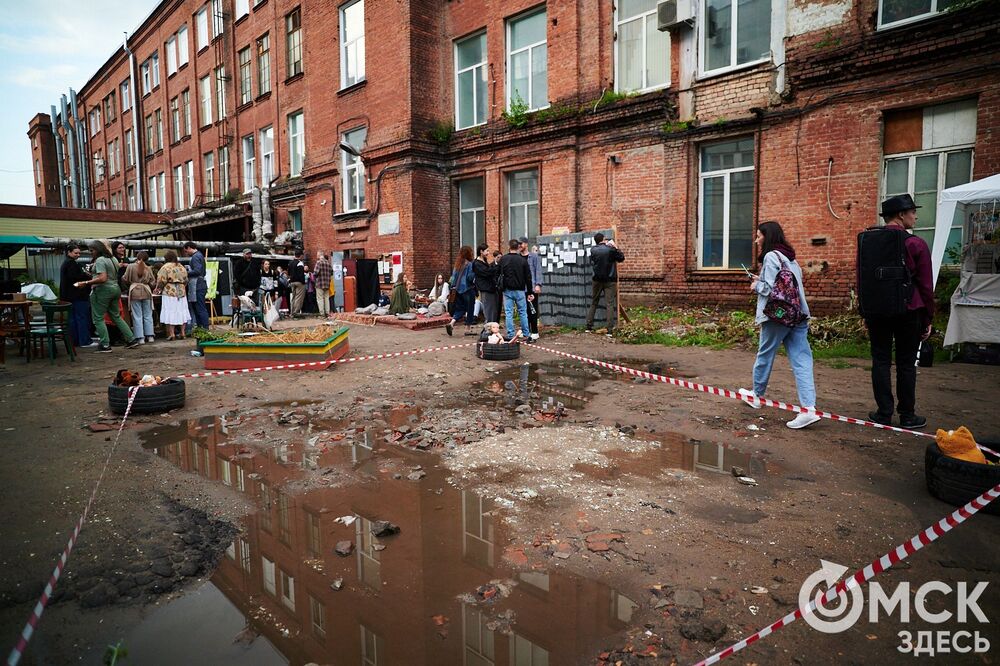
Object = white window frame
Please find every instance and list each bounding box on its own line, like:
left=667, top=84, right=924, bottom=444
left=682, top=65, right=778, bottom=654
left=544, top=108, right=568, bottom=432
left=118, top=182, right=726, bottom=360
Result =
left=454, top=32, right=487, bottom=130
left=339, top=0, right=365, bottom=89
left=309, top=594, right=326, bottom=637
left=127, top=184, right=136, bottom=210
left=170, top=97, right=180, bottom=143
left=260, top=126, right=274, bottom=187
left=507, top=168, right=540, bottom=240
left=185, top=160, right=195, bottom=208
left=697, top=139, right=755, bottom=270
left=155, top=108, right=163, bottom=150
left=220, top=146, right=230, bottom=193
left=262, top=556, right=276, bottom=595
left=279, top=569, right=295, bottom=610
left=257, top=33, right=271, bottom=95
left=174, top=165, right=185, bottom=209
left=215, top=66, right=227, bottom=118
left=238, top=47, right=253, bottom=105
left=199, top=75, right=212, bottom=126
left=120, top=80, right=131, bottom=112
left=196, top=8, right=209, bottom=50
left=458, top=178, right=486, bottom=249
left=211, top=0, right=224, bottom=37
left=614, top=1, right=671, bottom=93
left=151, top=52, right=160, bottom=87
left=125, top=130, right=133, bottom=167
left=158, top=173, right=166, bottom=212
left=204, top=151, right=215, bottom=200
left=181, top=89, right=191, bottom=135
left=877, top=0, right=955, bottom=30
left=242, top=134, right=256, bottom=192
left=34, top=160, right=40, bottom=186
left=140, top=60, right=151, bottom=95
left=177, top=25, right=189, bottom=66
left=506, top=8, right=548, bottom=112
left=148, top=176, right=158, bottom=212
left=286, top=8, right=303, bottom=78
left=698, top=0, right=772, bottom=78
left=288, top=111, right=304, bottom=176
left=166, top=35, right=178, bottom=75
left=236, top=0, right=249, bottom=20
left=341, top=127, right=367, bottom=212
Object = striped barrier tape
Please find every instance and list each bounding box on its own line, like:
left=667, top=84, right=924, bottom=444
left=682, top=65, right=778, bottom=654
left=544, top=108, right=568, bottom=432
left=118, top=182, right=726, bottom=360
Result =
left=528, top=344, right=1000, bottom=457
left=7, top=387, right=141, bottom=666
left=692, top=482, right=1000, bottom=666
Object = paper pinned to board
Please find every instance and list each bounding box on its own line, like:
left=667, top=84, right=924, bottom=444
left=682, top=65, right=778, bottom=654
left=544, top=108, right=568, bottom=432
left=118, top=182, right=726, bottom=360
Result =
left=557, top=261, right=565, bottom=268
left=538, top=245, right=547, bottom=255
left=546, top=263, right=554, bottom=272
left=571, top=241, right=579, bottom=249
left=577, top=249, right=585, bottom=256
left=561, top=251, right=577, bottom=264
left=584, top=237, right=593, bottom=246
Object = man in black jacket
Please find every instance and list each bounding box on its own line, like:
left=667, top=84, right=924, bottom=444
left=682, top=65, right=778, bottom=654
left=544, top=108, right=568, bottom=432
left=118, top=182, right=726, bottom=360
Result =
left=59, top=244, right=95, bottom=347
left=586, top=232, right=625, bottom=334
left=472, top=243, right=500, bottom=323
left=498, top=239, right=533, bottom=340
left=233, top=249, right=261, bottom=299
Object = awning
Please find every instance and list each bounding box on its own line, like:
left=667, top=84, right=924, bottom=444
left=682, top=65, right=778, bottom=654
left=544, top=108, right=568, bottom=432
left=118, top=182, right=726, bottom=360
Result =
left=115, top=207, right=248, bottom=240
left=0, top=235, right=44, bottom=260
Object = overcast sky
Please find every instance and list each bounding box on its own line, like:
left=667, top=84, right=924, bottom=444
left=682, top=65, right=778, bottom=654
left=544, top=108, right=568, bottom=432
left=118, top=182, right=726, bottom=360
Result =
left=0, top=0, right=157, bottom=205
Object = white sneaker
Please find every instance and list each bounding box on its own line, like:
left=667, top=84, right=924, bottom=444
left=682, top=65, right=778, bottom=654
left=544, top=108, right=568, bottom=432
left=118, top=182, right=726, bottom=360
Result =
left=786, top=410, right=821, bottom=429
left=80, top=342, right=99, bottom=348
left=137, top=338, right=145, bottom=345
left=530, top=333, right=540, bottom=340
left=738, top=388, right=761, bottom=409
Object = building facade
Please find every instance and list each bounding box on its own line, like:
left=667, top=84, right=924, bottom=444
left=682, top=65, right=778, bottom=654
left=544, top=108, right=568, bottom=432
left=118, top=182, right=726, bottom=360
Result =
left=27, top=0, right=1000, bottom=311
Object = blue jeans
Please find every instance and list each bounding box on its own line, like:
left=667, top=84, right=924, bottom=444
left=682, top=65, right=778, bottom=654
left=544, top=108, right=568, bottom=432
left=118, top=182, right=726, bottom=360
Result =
left=191, top=283, right=210, bottom=328
left=503, top=290, right=530, bottom=339
left=452, top=290, right=477, bottom=326
left=753, top=321, right=817, bottom=408
left=130, top=299, right=154, bottom=339
left=69, top=299, right=92, bottom=346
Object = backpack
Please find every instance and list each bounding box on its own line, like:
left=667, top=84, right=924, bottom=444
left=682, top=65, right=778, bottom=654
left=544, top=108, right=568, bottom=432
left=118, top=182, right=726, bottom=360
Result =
left=762, top=252, right=808, bottom=327
left=857, top=226, right=912, bottom=318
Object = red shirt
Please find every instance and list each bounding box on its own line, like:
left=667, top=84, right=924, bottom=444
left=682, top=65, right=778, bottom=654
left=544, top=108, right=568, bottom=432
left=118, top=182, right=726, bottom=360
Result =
left=887, top=222, right=935, bottom=326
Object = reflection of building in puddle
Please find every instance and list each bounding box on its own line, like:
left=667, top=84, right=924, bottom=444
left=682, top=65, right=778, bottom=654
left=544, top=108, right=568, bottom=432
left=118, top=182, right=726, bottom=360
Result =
left=142, top=417, right=639, bottom=664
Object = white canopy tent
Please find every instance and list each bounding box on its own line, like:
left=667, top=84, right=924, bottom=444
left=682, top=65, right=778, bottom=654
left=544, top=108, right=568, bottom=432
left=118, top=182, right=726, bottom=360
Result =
left=932, top=173, right=1000, bottom=284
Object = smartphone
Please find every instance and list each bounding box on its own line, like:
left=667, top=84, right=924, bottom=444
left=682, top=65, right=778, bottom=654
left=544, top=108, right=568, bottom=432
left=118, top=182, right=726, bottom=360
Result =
left=741, top=263, right=755, bottom=278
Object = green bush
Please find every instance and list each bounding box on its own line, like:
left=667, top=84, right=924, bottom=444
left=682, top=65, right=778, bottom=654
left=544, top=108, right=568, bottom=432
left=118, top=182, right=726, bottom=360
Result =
left=501, top=93, right=530, bottom=128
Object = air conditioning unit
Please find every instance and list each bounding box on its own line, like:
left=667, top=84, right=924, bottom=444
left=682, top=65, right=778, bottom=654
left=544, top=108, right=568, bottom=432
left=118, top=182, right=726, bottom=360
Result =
left=658, top=0, right=694, bottom=31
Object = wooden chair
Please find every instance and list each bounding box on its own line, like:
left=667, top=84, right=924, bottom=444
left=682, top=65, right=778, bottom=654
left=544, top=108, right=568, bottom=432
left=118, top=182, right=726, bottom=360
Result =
left=27, top=301, right=76, bottom=364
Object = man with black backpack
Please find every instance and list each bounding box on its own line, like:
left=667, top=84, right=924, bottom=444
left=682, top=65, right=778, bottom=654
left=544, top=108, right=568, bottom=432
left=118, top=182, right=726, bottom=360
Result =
left=857, top=194, right=934, bottom=429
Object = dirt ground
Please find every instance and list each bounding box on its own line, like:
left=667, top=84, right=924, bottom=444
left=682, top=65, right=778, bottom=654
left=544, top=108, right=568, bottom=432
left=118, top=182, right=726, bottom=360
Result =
left=0, top=319, right=997, bottom=666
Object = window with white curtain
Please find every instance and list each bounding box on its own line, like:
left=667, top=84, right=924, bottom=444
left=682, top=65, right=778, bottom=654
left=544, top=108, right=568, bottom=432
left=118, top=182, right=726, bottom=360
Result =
left=236, top=0, right=249, bottom=20
left=196, top=8, right=209, bottom=50
left=340, top=0, right=365, bottom=88
left=616, top=0, right=670, bottom=92
left=507, top=8, right=547, bottom=111
left=259, top=126, right=274, bottom=186
left=185, top=160, right=195, bottom=207
left=242, top=134, right=256, bottom=192
left=455, top=33, right=486, bottom=130
left=177, top=25, right=189, bottom=65
left=204, top=151, right=215, bottom=200
left=199, top=75, right=212, bottom=126
left=166, top=36, right=177, bottom=75
left=288, top=111, right=304, bottom=176
left=174, top=165, right=185, bottom=209
left=148, top=176, right=158, bottom=212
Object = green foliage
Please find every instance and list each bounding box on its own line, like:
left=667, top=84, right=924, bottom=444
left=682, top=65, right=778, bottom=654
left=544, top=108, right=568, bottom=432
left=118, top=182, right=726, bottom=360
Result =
left=191, top=326, right=233, bottom=342
left=103, top=642, right=128, bottom=666
left=591, top=89, right=638, bottom=110
left=534, top=103, right=579, bottom=123
left=713, top=117, right=728, bottom=126
left=501, top=93, right=530, bottom=129
left=426, top=121, right=454, bottom=145
left=662, top=119, right=695, bottom=133
left=814, top=29, right=842, bottom=49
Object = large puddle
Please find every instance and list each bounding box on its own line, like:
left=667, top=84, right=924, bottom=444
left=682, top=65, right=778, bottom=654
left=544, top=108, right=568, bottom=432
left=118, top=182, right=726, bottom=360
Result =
left=135, top=416, right=641, bottom=665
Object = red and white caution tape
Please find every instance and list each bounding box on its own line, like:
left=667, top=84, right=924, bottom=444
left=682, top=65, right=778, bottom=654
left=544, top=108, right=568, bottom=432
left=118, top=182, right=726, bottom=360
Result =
left=7, top=387, right=141, bottom=666
left=692, top=483, right=1000, bottom=666
left=173, top=342, right=476, bottom=380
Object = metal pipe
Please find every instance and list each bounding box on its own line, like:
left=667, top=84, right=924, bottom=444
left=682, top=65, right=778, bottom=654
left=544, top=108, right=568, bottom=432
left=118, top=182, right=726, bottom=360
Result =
left=50, top=105, right=67, bottom=207
left=59, top=94, right=80, bottom=208
left=123, top=32, right=143, bottom=210
left=36, top=237, right=268, bottom=251
left=70, top=89, right=91, bottom=208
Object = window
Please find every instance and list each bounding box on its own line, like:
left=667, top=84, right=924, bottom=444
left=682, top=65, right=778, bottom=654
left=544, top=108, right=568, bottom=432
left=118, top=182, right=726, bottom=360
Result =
left=511, top=634, right=549, bottom=666
left=170, top=97, right=180, bottom=143
left=306, top=511, right=321, bottom=557
left=458, top=179, right=486, bottom=249
left=701, top=0, right=771, bottom=74
left=155, top=108, right=163, bottom=150
left=256, top=34, right=271, bottom=95
left=125, top=129, right=134, bottom=167
left=616, top=0, right=670, bottom=92
left=212, top=0, right=224, bottom=37
left=181, top=90, right=191, bottom=135
left=286, top=9, right=303, bottom=77
left=507, top=169, right=539, bottom=239
left=144, top=114, right=154, bottom=155
left=204, top=151, right=215, bottom=200
left=462, top=490, right=495, bottom=567
left=279, top=569, right=295, bottom=610
left=361, top=626, right=383, bottom=666
left=507, top=8, right=548, bottom=112
left=89, top=108, right=101, bottom=136
left=242, top=134, right=256, bottom=192
left=104, top=92, right=116, bottom=123
left=238, top=47, right=252, bottom=105
left=239, top=539, right=251, bottom=571
left=236, top=0, right=249, bottom=20
left=260, top=126, right=274, bottom=186
left=158, top=173, right=166, bottom=212
left=127, top=184, right=135, bottom=210
left=309, top=594, right=326, bottom=637
left=140, top=60, right=151, bottom=95
left=174, top=165, right=185, bottom=209
left=34, top=160, right=40, bottom=186
left=186, top=160, right=195, bottom=207
left=166, top=35, right=178, bottom=75
left=196, top=8, right=209, bottom=50
left=120, top=80, right=131, bottom=112
left=262, top=556, right=276, bottom=594
left=199, top=75, right=212, bottom=126
left=215, top=66, right=227, bottom=118
left=341, top=127, right=366, bottom=212
left=148, top=176, right=158, bottom=212
left=288, top=209, right=302, bottom=231
left=219, top=146, right=230, bottom=193
left=455, top=33, right=487, bottom=129
left=178, top=25, right=189, bottom=65
left=276, top=491, right=290, bottom=543
left=879, top=0, right=958, bottom=29
left=288, top=111, right=304, bottom=176
left=340, top=0, right=365, bottom=88
left=111, top=139, right=120, bottom=175
left=258, top=482, right=272, bottom=532
left=151, top=52, right=160, bottom=87
left=698, top=137, right=755, bottom=269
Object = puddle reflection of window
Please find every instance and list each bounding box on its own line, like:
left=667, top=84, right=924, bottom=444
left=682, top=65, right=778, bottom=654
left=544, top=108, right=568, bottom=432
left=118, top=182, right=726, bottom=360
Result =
left=188, top=440, right=199, bottom=472
left=275, top=443, right=290, bottom=464
left=352, top=429, right=374, bottom=464
left=201, top=445, right=211, bottom=476
left=279, top=568, right=295, bottom=610
left=517, top=571, right=549, bottom=593
left=225, top=541, right=236, bottom=560
left=361, top=624, right=384, bottom=666
left=219, top=456, right=232, bottom=486
left=510, top=634, right=548, bottom=666
left=277, top=492, right=291, bottom=545
left=236, top=464, right=245, bottom=492
left=309, top=593, right=325, bottom=638
left=303, top=451, right=319, bottom=470
left=306, top=511, right=322, bottom=558
left=259, top=482, right=272, bottom=532
left=610, top=592, right=638, bottom=624
left=462, top=491, right=494, bottom=568
left=463, top=604, right=495, bottom=666
left=355, top=517, right=381, bottom=588
left=239, top=539, right=251, bottom=572
left=262, top=555, right=276, bottom=595
left=694, top=442, right=725, bottom=473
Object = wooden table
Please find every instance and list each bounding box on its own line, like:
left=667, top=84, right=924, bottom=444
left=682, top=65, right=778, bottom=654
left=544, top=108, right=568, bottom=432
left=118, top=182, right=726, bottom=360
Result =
left=0, top=300, right=32, bottom=364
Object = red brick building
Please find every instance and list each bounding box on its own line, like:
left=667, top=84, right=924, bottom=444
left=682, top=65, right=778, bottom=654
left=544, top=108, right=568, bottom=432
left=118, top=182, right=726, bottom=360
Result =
left=27, top=0, right=1000, bottom=310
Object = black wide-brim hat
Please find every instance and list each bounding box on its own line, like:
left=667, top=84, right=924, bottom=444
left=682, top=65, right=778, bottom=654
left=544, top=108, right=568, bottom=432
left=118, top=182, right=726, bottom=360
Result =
left=880, top=193, right=921, bottom=218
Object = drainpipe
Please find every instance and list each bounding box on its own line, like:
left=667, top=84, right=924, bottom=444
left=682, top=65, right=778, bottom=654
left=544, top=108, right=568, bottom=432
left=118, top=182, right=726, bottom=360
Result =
left=124, top=32, right=144, bottom=210
left=60, top=94, right=80, bottom=208
left=50, top=105, right=67, bottom=207
left=70, top=89, right=91, bottom=208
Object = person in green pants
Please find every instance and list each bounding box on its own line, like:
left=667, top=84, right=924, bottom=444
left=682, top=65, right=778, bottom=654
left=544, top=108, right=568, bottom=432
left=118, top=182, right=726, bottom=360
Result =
left=74, top=240, right=141, bottom=353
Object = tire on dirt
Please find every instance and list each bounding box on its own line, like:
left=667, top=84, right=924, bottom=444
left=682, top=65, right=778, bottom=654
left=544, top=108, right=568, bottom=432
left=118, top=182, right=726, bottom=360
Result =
left=108, top=379, right=186, bottom=415
left=476, top=342, right=521, bottom=361
left=924, top=440, right=1000, bottom=516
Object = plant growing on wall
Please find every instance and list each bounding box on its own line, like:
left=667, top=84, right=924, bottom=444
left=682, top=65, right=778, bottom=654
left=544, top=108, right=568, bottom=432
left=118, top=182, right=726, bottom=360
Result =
left=502, top=93, right=530, bottom=129
left=427, top=121, right=454, bottom=145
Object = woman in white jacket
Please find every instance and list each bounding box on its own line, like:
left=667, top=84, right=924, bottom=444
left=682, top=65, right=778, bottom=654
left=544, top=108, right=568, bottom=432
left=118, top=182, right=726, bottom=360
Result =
left=739, top=220, right=820, bottom=429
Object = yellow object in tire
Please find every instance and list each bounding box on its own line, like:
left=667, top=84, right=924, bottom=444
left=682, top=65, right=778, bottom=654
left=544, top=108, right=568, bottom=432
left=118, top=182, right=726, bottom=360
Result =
left=935, top=426, right=988, bottom=465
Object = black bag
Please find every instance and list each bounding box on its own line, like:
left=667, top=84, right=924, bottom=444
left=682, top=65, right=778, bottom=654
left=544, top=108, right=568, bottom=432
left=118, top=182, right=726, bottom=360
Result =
left=857, top=226, right=913, bottom=318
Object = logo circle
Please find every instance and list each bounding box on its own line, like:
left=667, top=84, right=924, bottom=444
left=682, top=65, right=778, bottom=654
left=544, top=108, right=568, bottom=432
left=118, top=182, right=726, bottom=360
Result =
left=798, top=570, right=865, bottom=634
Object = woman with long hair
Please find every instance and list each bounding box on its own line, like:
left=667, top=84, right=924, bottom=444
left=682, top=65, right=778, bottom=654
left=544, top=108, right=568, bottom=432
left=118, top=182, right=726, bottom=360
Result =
left=388, top=271, right=413, bottom=315
left=472, top=243, right=500, bottom=324
left=445, top=245, right=477, bottom=336
left=122, top=251, right=156, bottom=343
left=739, top=221, right=819, bottom=429
left=72, top=240, right=140, bottom=352
left=155, top=250, right=191, bottom=340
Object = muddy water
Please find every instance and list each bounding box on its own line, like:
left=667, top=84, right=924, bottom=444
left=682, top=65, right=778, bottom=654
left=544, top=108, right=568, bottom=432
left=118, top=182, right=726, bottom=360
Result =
left=135, top=416, right=639, bottom=665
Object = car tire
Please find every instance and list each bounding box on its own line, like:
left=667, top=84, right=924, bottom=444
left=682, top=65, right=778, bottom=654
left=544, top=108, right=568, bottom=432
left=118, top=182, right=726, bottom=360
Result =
left=924, top=440, right=1000, bottom=516
left=476, top=342, right=521, bottom=361
left=108, top=379, right=186, bottom=415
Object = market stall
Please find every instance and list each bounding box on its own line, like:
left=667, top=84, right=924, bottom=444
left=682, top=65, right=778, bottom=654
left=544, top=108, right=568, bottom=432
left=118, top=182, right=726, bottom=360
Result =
left=934, top=174, right=1000, bottom=350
